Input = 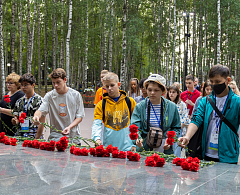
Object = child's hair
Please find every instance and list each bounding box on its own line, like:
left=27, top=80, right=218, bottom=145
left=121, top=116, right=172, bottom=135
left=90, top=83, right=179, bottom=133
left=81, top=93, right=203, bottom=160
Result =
left=49, top=68, right=66, bottom=80
left=173, top=82, right=180, bottom=90
left=102, top=72, right=119, bottom=83
left=101, top=70, right=109, bottom=75
left=145, top=81, right=165, bottom=92
left=6, top=72, right=21, bottom=89
left=128, top=78, right=140, bottom=97
left=203, top=80, right=211, bottom=97
left=185, top=75, right=195, bottom=82
left=19, top=73, right=36, bottom=85
left=229, top=81, right=240, bottom=95
left=166, top=85, right=180, bottom=104
left=209, top=64, right=229, bottom=79
left=139, top=78, right=147, bottom=89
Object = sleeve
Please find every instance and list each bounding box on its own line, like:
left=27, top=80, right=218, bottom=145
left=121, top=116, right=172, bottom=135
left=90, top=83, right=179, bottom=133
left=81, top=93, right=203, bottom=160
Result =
left=94, top=89, right=100, bottom=105
left=75, top=93, right=85, bottom=118
left=170, top=104, right=181, bottom=137
left=180, top=102, right=190, bottom=126
left=191, top=97, right=206, bottom=128
left=91, top=102, right=103, bottom=141
left=130, top=104, right=143, bottom=140
left=191, top=97, right=201, bottom=118
left=13, top=99, right=21, bottom=116
left=38, top=93, right=50, bottom=115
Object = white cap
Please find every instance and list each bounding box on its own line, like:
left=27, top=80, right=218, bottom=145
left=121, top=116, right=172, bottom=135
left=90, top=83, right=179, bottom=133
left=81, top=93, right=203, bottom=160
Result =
left=144, top=74, right=166, bottom=93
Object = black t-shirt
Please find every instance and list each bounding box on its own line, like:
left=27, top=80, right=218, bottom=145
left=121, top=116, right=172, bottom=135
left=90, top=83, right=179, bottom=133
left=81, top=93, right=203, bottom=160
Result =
left=0, top=90, right=25, bottom=136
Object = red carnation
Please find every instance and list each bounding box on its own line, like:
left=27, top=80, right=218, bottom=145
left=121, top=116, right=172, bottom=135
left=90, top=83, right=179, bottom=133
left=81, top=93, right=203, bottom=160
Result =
left=4, top=95, right=9, bottom=98
left=89, top=148, right=96, bottom=156
left=189, top=162, right=199, bottom=172
left=145, top=156, right=156, bottom=167
left=70, top=146, right=75, bottom=154
left=4, top=137, right=10, bottom=145
left=56, top=136, right=69, bottom=152
left=173, top=157, right=185, bottom=166
left=19, top=117, right=25, bottom=124
left=166, top=137, right=175, bottom=146
left=119, top=151, right=126, bottom=159
left=167, top=131, right=176, bottom=138
left=129, top=153, right=141, bottom=162
left=32, top=140, right=40, bottom=149
left=155, top=158, right=165, bottom=167
left=186, top=157, right=193, bottom=163
left=81, top=148, right=89, bottom=156
left=181, top=160, right=190, bottom=170
left=95, top=145, right=105, bottom=157
left=192, top=157, right=200, bottom=164
left=129, top=124, right=139, bottom=133
left=4, top=97, right=11, bottom=103
left=106, top=145, right=114, bottom=153
left=129, top=133, right=138, bottom=140
left=112, top=150, right=119, bottom=158
left=73, top=148, right=82, bottom=156
left=10, top=138, right=17, bottom=146
left=20, top=112, right=27, bottom=119
left=127, top=151, right=133, bottom=159
left=188, top=91, right=193, bottom=95
left=112, top=146, right=118, bottom=151
left=152, top=153, right=161, bottom=162
left=39, top=142, right=46, bottom=150
left=102, top=149, right=110, bottom=157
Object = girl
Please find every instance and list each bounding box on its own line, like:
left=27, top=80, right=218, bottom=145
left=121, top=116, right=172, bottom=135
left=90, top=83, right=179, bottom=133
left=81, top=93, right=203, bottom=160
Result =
left=128, top=78, right=140, bottom=99
left=167, top=85, right=190, bottom=157
left=130, top=74, right=181, bottom=153
left=191, top=80, right=212, bottom=117
left=229, top=81, right=240, bottom=96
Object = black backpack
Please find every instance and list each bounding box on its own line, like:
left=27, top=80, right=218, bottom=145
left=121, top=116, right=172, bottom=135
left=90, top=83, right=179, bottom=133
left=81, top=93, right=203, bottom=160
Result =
left=102, top=97, right=132, bottom=122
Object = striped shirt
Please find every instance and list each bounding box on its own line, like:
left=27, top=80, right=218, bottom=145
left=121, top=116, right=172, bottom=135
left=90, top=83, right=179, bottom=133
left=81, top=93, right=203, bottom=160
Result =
left=146, top=100, right=161, bottom=128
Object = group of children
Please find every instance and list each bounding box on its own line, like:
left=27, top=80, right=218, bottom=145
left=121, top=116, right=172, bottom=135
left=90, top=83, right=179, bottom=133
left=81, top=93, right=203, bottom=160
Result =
left=92, top=65, right=240, bottom=164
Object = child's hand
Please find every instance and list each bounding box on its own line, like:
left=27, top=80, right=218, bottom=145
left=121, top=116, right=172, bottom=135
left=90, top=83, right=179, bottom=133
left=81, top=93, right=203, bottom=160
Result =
left=95, top=139, right=102, bottom=146
left=11, top=117, right=19, bottom=125
left=131, top=146, right=136, bottom=152
left=136, top=139, right=143, bottom=148
left=163, top=139, right=170, bottom=150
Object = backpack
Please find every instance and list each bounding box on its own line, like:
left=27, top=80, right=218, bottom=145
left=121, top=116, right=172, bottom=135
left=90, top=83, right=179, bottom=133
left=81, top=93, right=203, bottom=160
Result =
left=102, top=97, right=132, bottom=122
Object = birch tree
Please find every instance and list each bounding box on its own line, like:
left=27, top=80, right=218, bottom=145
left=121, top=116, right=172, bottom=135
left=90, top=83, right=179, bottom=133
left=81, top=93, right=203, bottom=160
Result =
left=19, top=0, right=22, bottom=76
left=52, top=0, right=56, bottom=71
left=108, top=0, right=113, bottom=72
left=37, top=2, right=41, bottom=95
left=0, top=0, right=5, bottom=97
left=60, top=0, right=64, bottom=68
left=217, top=0, right=221, bottom=64
left=84, top=0, right=89, bottom=89
left=11, top=0, right=15, bottom=72
left=103, top=0, right=109, bottom=69
left=120, top=0, right=127, bottom=91
left=66, top=0, right=72, bottom=86
left=170, top=0, right=176, bottom=85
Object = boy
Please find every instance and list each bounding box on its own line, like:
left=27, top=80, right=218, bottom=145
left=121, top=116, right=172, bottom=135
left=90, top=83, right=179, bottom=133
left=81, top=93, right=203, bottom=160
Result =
left=134, top=78, right=147, bottom=103
left=94, top=70, right=109, bottom=105
left=11, top=73, right=45, bottom=139
left=179, top=64, right=240, bottom=163
left=180, top=75, right=201, bottom=116
left=91, top=72, right=136, bottom=151
left=33, top=68, right=85, bottom=143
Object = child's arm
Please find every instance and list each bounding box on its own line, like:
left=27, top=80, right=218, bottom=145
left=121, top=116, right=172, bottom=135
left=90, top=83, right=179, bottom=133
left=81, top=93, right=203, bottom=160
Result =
left=91, top=101, right=103, bottom=145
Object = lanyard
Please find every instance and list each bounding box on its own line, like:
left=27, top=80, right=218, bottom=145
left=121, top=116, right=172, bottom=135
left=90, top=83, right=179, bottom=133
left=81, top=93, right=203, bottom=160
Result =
left=23, top=93, right=35, bottom=113
left=150, top=100, right=161, bottom=128
left=187, top=88, right=195, bottom=100
left=214, top=94, right=229, bottom=131
left=142, top=95, right=144, bottom=100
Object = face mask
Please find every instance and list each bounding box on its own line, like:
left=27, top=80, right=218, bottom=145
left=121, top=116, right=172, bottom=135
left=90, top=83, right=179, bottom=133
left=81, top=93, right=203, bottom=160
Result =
left=211, top=82, right=226, bottom=95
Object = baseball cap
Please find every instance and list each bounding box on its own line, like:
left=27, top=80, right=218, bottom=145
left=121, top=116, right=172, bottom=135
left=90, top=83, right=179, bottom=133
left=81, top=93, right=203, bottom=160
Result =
left=144, top=74, right=166, bottom=93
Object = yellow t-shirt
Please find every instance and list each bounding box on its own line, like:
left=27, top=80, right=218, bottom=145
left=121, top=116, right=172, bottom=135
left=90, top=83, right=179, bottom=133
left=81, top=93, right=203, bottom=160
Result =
left=94, top=87, right=107, bottom=105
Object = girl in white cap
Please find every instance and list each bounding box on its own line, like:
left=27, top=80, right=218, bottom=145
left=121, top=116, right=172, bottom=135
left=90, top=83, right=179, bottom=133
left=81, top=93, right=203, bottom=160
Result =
left=130, top=74, right=181, bottom=153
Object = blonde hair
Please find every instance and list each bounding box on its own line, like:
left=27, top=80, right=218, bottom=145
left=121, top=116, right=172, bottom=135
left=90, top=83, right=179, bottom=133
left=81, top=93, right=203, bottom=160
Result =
left=229, top=81, right=240, bottom=95
left=101, top=70, right=109, bottom=75
left=6, top=72, right=21, bottom=89
left=49, top=68, right=66, bottom=80
left=102, top=72, right=119, bottom=83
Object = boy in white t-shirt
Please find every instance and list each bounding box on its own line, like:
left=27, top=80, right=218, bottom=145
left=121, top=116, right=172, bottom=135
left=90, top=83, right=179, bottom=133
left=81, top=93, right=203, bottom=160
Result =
left=33, top=68, right=85, bottom=143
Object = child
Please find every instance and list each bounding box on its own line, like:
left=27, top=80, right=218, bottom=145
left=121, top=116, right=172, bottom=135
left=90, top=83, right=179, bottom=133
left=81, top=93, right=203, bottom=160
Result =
left=180, top=75, right=201, bottom=116
left=91, top=72, right=136, bottom=151
left=94, top=70, right=109, bottom=105
left=128, top=78, right=140, bottom=99
left=33, top=68, right=85, bottom=143
left=134, top=78, right=147, bottom=103
left=229, top=81, right=240, bottom=96
left=167, top=85, right=190, bottom=157
left=130, top=74, right=181, bottom=153
left=179, top=64, right=240, bottom=163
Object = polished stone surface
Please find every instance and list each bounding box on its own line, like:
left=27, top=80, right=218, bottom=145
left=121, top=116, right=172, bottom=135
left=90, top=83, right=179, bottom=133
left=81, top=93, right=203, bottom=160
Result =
left=0, top=145, right=240, bottom=195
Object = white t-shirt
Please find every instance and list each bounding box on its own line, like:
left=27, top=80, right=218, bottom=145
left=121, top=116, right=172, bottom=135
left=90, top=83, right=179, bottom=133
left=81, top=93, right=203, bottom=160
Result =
left=205, top=95, right=228, bottom=159
left=39, top=88, right=85, bottom=142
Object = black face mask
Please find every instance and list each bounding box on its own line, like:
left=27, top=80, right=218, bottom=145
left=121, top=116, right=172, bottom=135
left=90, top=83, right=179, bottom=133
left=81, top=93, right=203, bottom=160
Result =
left=211, top=82, right=227, bottom=95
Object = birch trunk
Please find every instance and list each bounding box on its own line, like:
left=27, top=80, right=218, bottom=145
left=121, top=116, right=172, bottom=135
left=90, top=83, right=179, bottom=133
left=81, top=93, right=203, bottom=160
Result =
left=52, top=0, right=56, bottom=70
left=30, top=3, right=36, bottom=69
left=37, top=2, right=41, bottom=95
left=170, top=0, right=176, bottom=85
left=103, top=0, right=109, bottom=69
left=166, top=0, right=172, bottom=85
left=120, top=0, right=127, bottom=91
left=84, top=0, right=89, bottom=89
left=19, top=1, right=22, bottom=76
left=44, top=0, right=48, bottom=93
left=217, top=0, right=221, bottom=64
left=99, top=1, right=103, bottom=71
left=192, top=0, right=196, bottom=75
left=198, top=0, right=203, bottom=84
left=60, top=0, right=64, bottom=68
left=108, top=0, right=113, bottom=72
left=66, top=0, right=72, bottom=86
left=114, top=15, right=119, bottom=75
left=0, top=0, right=5, bottom=97
left=11, top=1, right=15, bottom=72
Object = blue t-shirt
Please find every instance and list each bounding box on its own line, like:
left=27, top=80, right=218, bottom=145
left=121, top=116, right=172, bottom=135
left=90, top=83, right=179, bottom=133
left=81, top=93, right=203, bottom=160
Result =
left=112, top=95, right=121, bottom=102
